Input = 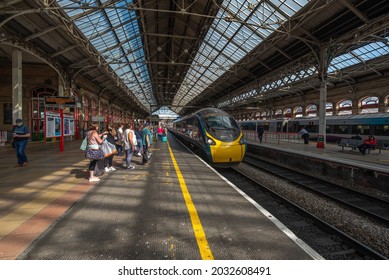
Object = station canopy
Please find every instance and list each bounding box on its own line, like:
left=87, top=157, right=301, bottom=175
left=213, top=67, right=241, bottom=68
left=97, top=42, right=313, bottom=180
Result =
left=2, top=1, right=388, bottom=118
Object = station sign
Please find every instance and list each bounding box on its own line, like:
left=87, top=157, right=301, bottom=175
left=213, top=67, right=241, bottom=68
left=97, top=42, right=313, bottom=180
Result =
left=45, top=96, right=76, bottom=106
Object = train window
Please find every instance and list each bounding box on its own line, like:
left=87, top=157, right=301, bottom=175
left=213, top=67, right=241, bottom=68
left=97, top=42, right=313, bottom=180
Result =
left=306, top=124, right=318, bottom=133
left=192, top=118, right=204, bottom=144
left=239, top=122, right=256, bottom=131
left=204, top=115, right=239, bottom=141
left=333, top=125, right=349, bottom=134
left=375, top=125, right=389, bottom=136
left=351, top=125, right=370, bottom=135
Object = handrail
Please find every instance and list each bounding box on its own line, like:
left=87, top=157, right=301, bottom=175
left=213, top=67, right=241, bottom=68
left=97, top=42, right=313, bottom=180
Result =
left=242, top=130, right=301, bottom=144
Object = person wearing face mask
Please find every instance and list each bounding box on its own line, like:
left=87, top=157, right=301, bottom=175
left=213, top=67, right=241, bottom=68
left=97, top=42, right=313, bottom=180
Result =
left=11, top=119, right=31, bottom=167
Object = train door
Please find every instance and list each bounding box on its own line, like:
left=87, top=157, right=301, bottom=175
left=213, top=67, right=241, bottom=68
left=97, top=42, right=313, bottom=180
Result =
left=274, top=121, right=287, bottom=132
left=30, top=87, right=58, bottom=141
left=288, top=121, right=300, bottom=133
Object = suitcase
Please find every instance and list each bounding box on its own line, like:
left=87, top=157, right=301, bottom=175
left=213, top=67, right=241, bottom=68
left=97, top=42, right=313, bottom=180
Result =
left=162, top=136, right=167, bottom=142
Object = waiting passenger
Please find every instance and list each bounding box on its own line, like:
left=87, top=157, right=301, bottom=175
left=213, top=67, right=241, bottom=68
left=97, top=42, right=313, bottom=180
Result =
left=142, top=123, right=153, bottom=165
left=134, top=124, right=143, bottom=157
left=350, top=133, right=362, bottom=150
left=157, top=125, right=164, bottom=141
left=358, top=135, right=376, bottom=155
left=85, top=123, right=106, bottom=182
left=299, top=127, right=310, bottom=144
left=115, top=124, right=124, bottom=156
left=123, top=123, right=136, bottom=170
left=104, top=125, right=117, bottom=173
left=351, top=133, right=362, bottom=140
left=257, top=125, right=265, bottom=143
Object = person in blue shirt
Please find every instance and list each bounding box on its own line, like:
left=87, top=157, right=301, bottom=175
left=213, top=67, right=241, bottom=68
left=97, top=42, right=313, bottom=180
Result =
left=299, top=127, right=310, bottom=144
left=141, top=123, right=153, bottom=164
left=11, top=119, right=30, bottom=167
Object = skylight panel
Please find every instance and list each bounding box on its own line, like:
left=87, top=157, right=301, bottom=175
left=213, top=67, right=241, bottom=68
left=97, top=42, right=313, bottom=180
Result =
left=175, top=0, right=309, bottom=108
left=58, top=0, right=155, bottom=108
left=353, top=42, right=389, bottom=61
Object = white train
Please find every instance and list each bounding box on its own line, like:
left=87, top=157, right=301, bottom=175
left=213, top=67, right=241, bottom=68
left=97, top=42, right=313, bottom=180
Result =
left=238, top=113, right=389, bottom=142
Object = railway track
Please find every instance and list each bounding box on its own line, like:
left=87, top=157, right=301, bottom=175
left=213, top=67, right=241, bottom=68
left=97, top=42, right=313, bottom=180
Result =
left=244, top=154, right=389, bottom=225
left=216, top=156, right=389, bottom=259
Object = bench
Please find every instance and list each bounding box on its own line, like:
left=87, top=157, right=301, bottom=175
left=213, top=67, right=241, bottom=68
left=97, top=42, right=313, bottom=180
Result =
left=338, top=138, right=363, bottom=152
left=375, top=140, right=389, bottom=154
left=338, top=138, right=389, bottom=154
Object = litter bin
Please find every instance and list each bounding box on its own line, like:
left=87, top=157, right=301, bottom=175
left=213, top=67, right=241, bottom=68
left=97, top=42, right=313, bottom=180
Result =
left=317, top=135, right=325, bottom=148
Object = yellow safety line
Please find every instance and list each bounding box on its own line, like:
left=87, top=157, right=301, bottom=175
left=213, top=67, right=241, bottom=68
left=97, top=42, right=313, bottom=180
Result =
left=167, top=141, right=214, bottom=260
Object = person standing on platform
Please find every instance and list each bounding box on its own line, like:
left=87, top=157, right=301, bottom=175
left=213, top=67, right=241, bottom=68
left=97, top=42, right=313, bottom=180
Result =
left=256, top=124, right=265, bottom=143
left=142, top=123, right=153, bottom=165
left=135, top=124, right=143, bottom=157
left=123, top=123, right=136, bottom=170
left=104, top=125, right=117, bottom=172
left=157, top=125, right=164, bottom=141
left=11, top=119, right=30, bottom=167
left=299, top=127, right=310, bottom=144
left=116, top=123, right=124, bottom=156
left=85, top=123, right=106, bottom=182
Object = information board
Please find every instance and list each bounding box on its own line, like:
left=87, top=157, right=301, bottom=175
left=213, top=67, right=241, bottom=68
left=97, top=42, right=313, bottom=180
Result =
left=46, top=111, right=75, bottom=138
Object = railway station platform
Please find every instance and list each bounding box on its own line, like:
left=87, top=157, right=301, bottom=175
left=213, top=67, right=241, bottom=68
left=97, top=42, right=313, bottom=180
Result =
left=0, top=134, right=320, bottom=260
left=246, top=138, right=389, bottom=197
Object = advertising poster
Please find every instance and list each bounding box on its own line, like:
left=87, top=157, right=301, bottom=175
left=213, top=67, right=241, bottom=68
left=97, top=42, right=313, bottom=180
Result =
left=64, top=116, right=75, bottom=136
left=46, top=112, right=75, bottom=138
left=45, top=112, right=60, bottom=138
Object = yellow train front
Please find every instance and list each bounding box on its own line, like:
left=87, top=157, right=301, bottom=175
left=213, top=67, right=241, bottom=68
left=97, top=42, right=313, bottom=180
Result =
left=171, top=108, right=246, bottom=167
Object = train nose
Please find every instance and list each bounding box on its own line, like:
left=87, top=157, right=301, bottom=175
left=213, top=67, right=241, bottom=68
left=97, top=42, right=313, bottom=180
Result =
left=212, top=144, right=245, bottom=163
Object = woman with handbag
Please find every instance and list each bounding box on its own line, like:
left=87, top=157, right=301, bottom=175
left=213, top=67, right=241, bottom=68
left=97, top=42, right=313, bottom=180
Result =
left=104, top=125, right=117, bottom=172
left=123, top=123, right=136, bottom=170
left=115, top=123, right=124, bottom=156
left=85, top=123, right=106, bottom=182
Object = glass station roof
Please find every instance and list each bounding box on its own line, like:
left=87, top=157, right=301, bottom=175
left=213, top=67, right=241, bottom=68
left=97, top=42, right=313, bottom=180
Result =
left=58, top=0, right=155, bottom=108
left=57, top=0, right=389, bottom=115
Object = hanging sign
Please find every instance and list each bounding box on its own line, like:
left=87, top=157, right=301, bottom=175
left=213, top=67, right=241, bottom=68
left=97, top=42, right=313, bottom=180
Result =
left=45, top=97, right=76, bottom=106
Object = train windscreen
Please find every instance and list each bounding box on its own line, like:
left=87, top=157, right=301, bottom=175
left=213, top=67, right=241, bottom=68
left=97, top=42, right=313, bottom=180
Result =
left=203, top=115, right=240, bottom=141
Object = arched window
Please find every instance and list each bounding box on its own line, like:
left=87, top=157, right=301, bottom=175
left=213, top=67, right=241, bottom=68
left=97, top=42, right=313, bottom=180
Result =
left=326, top=103, right=333, bottom=116
left=99, top=103, right=105, bottom=118
left=360, top=96, right=379, bottom=114
left=82, top=96, right=90, bottom=122
left=338, top=100, right=352, bottom=115
left=284, top=108, right=292, bottom=118
left=294, top=106, right=303, bottom=118
left=30, top=87, right=58, bottom=141
left=306, top=104, right=317, bottom=117
left=261, top=111, right=268, bottom=120
left=385, top=95, right=389, bottom=113
left=274, top=109, right=283, bottom=118
left=91, top=99, right=97, bottom=117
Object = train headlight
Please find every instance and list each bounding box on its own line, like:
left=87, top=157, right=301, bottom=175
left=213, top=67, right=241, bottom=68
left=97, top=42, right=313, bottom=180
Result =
left=206, top=137, right=216, bottom=145
left=239, top=136, right=246, bottom=144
